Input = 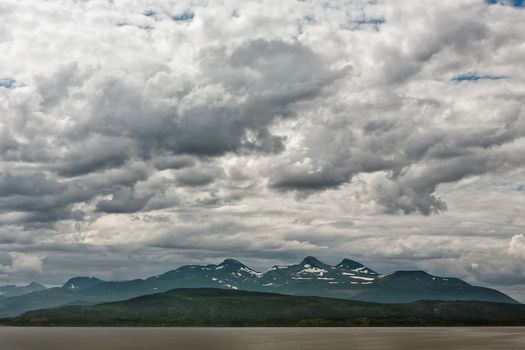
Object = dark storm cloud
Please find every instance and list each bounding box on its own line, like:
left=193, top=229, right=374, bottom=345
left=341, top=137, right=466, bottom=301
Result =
left=270, top=86, right=525, bottom=214
left=0, top=172, right=66, bottom=197
left=4, top=37, right=341, bottom=224
left=271, top=168, right=349, bottom=191
left=56, top=136, right=133, bottom=177
left=0, top=37, right=341, bottom=224
left=96, top=186, right=152, bottom=213
left=175, top=167, right=218, bottom=187
left=164, top=39, right=338, bottom=155
left=0, top=171, right=82, bottom=225
left=364, top=109, right=524, bottom=215
left=152, top=155, right=195, bottom=170
left=37, top=62, right=83, bottom=111
left=371, top=180, right=448, bottom=216
left=0, top=183, right=86, bottom=224
left=65, top=39, right=337, bottom=163
left=0, top=162, right=153, bottom=224
left=242, top=128, right=286, bottom=154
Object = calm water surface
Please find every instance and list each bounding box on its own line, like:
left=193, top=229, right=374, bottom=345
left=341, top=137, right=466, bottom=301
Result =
left=0, top=327, right=524, bottom=350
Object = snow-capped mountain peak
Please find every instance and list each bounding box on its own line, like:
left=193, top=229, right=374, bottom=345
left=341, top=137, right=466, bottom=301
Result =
left=336, top=259, right=377, bottom=275
left=300, top=256, right=326, bottom=267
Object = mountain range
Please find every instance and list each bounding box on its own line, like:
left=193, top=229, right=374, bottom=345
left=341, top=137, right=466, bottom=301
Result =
left=0, top=282, right=45, bottom=299
left=0, top=256, right=517, bottom=317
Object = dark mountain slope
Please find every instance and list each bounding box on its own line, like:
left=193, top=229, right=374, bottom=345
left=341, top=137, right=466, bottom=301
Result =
left=346, top=271, right=515, bottom=303
left=3, top=288, right=525, bottom=327
left=63, top=277, right=104, bottom=291
left=0, top=287, right=103, bottom=318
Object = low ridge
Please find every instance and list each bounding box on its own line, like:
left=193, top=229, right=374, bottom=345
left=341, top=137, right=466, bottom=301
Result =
left=0, top=282, right=46, bottom=298
left=3, top=288, right=524, bottom=327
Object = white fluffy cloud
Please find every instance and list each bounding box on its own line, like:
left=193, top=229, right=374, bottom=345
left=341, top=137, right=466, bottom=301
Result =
left=0, top=0, right=524, bottom=300
left=509, top=234, right=525, bottom=259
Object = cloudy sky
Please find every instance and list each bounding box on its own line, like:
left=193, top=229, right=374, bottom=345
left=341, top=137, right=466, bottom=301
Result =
left=0, top=0, right=524, bottom=301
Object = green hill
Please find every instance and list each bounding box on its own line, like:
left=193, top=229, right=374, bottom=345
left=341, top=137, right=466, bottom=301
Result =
left=2, top=288, right=524, bottom=327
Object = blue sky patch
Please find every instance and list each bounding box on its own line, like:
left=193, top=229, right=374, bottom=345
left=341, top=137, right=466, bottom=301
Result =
left=355, top=18, right=385, bottom=26
left=116, top=22, right=153, bottom=30
left=486, top=0, right=525, bottom=7
left=345, top=18, right=385, bottom=31
left=0, top=78, right=20, bottom=89
left=303, top=15, right=315, bottom=24
left=143, top=10, right=156, bottom=17
left=171, top=11, right=194, bottom=22
left=452, top=73, right=506, bottom=82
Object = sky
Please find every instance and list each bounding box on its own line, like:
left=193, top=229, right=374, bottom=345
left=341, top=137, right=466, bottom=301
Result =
left=0, top=0, right=524, bottom=301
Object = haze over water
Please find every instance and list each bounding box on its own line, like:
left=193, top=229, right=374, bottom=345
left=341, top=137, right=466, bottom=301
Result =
left=1, top=327, right=524, bottom=350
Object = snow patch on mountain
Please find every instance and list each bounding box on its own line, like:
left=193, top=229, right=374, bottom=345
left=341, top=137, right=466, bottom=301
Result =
left=297, top=267, right=327, bottom=275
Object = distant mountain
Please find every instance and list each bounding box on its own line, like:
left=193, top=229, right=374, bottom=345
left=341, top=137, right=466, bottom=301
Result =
left=3, top=288, right=524, bottom=327
left=0, top=256, right=517, bottom=317
left=0, top=282, right=45, bottom=298
left=350, top=270, right=513, bottom=303
left=255, top=256, right=379, bottom=296
left=63, top=277, right=104, bottom=291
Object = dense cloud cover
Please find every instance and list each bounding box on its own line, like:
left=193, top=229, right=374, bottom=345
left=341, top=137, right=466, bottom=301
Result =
left=0, top=0, right=524, bottom=300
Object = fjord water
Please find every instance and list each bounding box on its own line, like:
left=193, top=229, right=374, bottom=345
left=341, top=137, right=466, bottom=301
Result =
left=0, top=327, right=524, bottom=350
